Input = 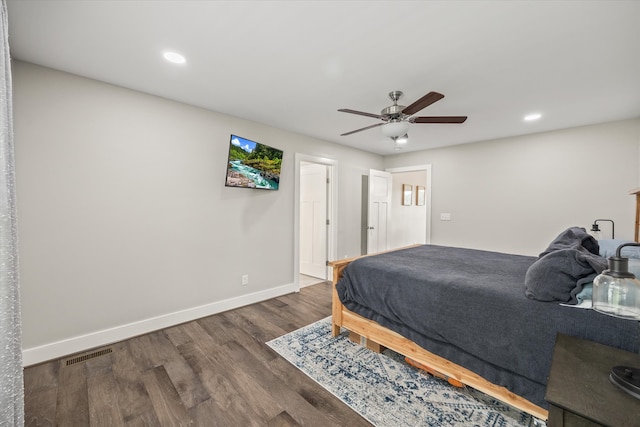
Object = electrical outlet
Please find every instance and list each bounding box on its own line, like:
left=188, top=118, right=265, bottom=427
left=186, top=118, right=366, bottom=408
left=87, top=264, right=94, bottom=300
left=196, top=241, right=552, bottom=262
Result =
left=241, top=275, right=249, bottom=286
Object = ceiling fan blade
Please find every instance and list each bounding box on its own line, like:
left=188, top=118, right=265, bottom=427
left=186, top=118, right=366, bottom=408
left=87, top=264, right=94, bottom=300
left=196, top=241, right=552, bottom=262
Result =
left=340, top=122, right=384, bottom=136
left=338, top=108, right=384, bottom=120
left=410, top=116, right=468, bottom=124
left=402, top=92, right=445, bottom=116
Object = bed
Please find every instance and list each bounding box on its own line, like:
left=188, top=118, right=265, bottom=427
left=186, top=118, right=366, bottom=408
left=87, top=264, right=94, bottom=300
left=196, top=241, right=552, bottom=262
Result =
left=328, top=228, right=640, bottom=421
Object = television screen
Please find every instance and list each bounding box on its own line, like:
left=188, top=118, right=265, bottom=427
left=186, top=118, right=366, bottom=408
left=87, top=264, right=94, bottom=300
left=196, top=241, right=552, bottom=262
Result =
left=224, top=135, right=283, bottom=190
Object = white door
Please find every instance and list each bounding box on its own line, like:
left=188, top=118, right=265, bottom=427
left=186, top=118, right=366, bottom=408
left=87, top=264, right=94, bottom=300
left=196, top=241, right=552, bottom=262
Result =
left=300, top=162, right=328, bottom=279
left=367, top=169, right=392, bottom=254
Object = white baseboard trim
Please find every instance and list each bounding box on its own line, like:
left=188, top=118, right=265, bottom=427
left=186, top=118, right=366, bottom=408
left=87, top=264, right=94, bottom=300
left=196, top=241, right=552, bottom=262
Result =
left=22, top=282, right=299, bottom=367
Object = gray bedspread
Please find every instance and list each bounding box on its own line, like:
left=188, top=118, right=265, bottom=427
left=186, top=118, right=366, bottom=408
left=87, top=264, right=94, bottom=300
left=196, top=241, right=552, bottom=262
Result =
left=335, top=244, right=640, bottom=408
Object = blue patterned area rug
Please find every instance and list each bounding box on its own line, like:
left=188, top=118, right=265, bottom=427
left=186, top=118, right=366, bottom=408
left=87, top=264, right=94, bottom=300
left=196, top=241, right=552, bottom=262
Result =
left=267, top=317, right=537, bottom=427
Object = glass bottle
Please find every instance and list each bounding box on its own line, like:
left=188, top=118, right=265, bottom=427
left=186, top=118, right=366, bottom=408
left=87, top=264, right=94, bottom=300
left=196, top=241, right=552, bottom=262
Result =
left=593, top=243, right=640, bottom=320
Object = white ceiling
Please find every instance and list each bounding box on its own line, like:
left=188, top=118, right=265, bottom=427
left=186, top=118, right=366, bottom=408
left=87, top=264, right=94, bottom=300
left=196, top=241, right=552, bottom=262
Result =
left=6, top=1, right=640, bottom=155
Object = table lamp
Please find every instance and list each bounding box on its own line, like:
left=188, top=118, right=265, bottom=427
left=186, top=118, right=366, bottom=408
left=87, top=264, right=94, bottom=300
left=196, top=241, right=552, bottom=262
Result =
left=593, top=242, right=640, bottom=399
left=589, top=219, right=615, bottom=239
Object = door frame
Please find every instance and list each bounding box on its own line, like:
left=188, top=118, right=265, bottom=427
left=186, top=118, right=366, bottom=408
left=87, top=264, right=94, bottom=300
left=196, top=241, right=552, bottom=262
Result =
left=385, top=164, right=432, bottom=244
left=294, top=153, right=338, bottom=289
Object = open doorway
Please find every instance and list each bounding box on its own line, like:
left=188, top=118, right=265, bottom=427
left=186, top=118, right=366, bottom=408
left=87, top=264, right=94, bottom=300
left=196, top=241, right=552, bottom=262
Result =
left=294, top=154, right=338, bottom=288
left=386, top=165, right=432, bottom=247
left=361, top=166, right=431, bottom=254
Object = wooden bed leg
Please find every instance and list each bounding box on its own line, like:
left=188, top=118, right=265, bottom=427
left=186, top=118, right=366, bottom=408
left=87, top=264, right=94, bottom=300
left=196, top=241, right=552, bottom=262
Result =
left=331, top=323, right=341, bottom=337
left=349, top=331, right=386, bottom=353
left=348, top=331, right=361, bottom=344
left=331, top=270, right=343, bottom=338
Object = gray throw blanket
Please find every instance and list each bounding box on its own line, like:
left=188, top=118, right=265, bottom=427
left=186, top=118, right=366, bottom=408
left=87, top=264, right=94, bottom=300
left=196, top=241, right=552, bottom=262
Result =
left=524, top=227, right=607, bottom=303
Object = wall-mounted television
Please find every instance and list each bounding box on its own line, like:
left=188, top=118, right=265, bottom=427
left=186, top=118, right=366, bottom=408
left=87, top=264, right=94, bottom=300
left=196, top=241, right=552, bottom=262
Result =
left=224, top=134, right=283, bottom=190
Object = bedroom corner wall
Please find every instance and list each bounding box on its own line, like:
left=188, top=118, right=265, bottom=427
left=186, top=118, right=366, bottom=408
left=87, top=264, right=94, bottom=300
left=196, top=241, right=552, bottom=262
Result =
left=383, top=118, right=640, bottom=256
left=12, top=61, right=382, bottom=365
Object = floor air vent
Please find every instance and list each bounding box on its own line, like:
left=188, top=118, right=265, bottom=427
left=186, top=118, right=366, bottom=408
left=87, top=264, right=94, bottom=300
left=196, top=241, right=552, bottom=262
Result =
left=65, top=347, right=113, bottom=366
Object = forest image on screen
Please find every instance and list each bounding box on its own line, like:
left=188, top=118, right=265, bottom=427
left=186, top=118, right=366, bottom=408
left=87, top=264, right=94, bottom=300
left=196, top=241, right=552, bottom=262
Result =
left=225, top=135, right=283, bottom=190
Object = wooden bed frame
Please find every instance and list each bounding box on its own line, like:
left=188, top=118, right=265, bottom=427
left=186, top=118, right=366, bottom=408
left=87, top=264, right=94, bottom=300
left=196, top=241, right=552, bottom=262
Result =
left=328, top=251, right=549, bottom=421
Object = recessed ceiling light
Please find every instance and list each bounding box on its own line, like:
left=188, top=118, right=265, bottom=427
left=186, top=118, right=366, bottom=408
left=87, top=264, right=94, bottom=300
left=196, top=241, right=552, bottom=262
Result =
left=524, top=113, right=542, bottom=122
left=163, top=51, right=186, bottom=64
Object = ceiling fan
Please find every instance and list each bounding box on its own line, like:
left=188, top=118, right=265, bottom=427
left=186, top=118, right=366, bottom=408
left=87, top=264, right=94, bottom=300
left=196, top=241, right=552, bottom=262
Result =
left=338, top=90, right=467, bottom=139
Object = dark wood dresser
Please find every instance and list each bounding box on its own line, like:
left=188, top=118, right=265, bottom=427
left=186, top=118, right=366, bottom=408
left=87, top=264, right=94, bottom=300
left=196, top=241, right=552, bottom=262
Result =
left=545, top=333, right=640, bottom=426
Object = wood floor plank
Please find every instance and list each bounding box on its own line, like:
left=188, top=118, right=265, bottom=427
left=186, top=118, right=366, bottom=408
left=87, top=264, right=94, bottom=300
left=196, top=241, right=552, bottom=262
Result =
left=23, top=361, right=59, bottom=392
left=303, top=280, right=332, bottom=300
left=142, top=366, right=191, bottom=427
left=217, top=339, right=352, bottom=426
left=266, top=410, right=302, bottom=427
left=195, top=313, right=235, bottom=346
left=55, top=361, right=90, bottom=426
left=202, top=343, right=284, bottom=423
left=110, top=341, right=160, bottom=425
left=266, top=286, right=332, bottom=324
left=23, top=361, right=58, bottom=427
left=85, top=349, right=114, bottom=377
left=177, top=340, right=264, bottom=426
left=259, top=297, right=323, bottom=331
left=87, top=369, right=126, bottom=426
left=179, top=321, right=284, bottom=423
left=127, top=327, right=209, bottom=410
left=251, top=300, right=300, bottom=332
left=123, top=410, right=162, bottom=427
left=276, top=293, right=330, bottom=320
left=219, top=307, right=285, bottom=345
left=127, top=330, right=178, bottom=369
left=24, top=386, right=56, bottom=427
left=187, top=398, right=254, bottom=427
left=216, top=313, right=282, bottom=364
left=163, top=324, right=194, bottom=348
left=268, top=356, right=371, bottom=426
left=198, top=308, right=283, bottom=366
left=162, top=355, right=210, bottom=409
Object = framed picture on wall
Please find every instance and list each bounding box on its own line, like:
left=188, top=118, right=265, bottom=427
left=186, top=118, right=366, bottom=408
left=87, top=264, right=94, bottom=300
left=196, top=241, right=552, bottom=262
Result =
left=402, top=184, right=412, bottom=205
left=416, top=186, right=425, bottom=206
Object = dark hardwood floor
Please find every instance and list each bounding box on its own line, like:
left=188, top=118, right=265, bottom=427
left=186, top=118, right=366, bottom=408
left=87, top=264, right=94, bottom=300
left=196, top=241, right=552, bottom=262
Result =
left=23, top=282, right=372, bottom=426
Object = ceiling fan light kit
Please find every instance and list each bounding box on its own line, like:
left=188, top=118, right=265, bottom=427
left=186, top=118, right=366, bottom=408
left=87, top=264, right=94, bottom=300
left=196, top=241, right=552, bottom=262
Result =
left=382, top=121, right=410, bottom=138
left=391, top=133, right=409, bottom=151
left=393, top=134, right=408, bottom=144
left=339, top=90, right=468, bottom=146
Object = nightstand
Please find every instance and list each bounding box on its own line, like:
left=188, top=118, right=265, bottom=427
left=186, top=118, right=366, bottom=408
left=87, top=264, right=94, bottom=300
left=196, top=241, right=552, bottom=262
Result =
left=545, top=333, right=640, bottom=427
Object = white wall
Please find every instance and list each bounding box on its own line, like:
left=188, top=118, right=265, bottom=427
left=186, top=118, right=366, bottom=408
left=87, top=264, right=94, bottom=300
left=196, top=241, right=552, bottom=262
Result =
left=13, top=61, right=383, bottom=364
left=384, top=118, right=640, bottom=256
left=389, top=170, right=427, bottom=249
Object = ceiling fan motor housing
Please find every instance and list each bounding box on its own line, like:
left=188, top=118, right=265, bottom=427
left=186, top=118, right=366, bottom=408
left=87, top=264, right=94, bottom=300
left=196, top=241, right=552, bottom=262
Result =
left=381, top=104, right=405, bottom=119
